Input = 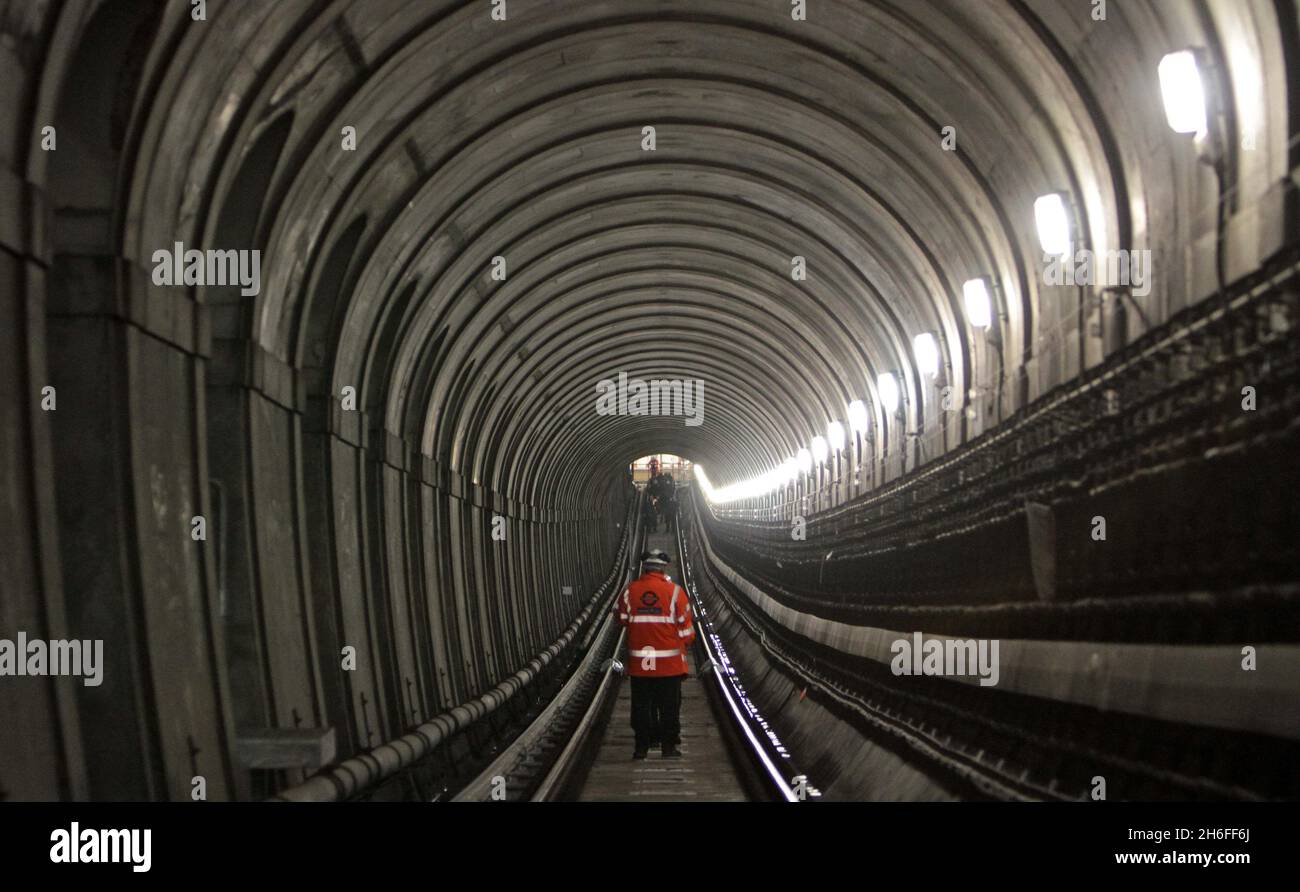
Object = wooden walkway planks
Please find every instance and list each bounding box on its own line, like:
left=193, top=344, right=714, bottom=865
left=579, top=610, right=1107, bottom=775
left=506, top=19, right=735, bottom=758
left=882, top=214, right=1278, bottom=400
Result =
left=577, top=519, right=747, bottom=802
left=577, top=660, right=748, bottom=801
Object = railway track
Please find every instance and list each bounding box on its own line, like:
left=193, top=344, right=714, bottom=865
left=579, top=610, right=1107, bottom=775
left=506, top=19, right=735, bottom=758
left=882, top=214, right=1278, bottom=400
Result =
left=453, top=493, right=802, bottom=802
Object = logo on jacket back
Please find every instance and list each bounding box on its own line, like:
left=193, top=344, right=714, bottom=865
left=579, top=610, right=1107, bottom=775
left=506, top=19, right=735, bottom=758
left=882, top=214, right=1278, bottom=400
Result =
left=639, top=591, right=659, bottom=608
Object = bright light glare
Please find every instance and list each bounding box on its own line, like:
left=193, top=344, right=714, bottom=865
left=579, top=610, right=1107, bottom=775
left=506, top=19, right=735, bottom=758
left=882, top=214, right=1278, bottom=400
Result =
left=1034, top=193, right=1072, bottom=257
left=696, top=464, right=716, bottom=497
left=963, top=278, right=992, bottom=329
left=811, top=435, right=828, bottom=464
left=696, top=462, right=790, bottom=505
left=796, top=448, right=812, bottom=474
left=913, top=332, right=940, bottom=378
left=827, top=420, right=846, bottom=452
left=847, top=399, right=870, bottom=434
left=782, top=458, right=798, bottom=482
left=1159, top=50, right=1208, bottom=137
left=877, top=372, right=900, bottom=414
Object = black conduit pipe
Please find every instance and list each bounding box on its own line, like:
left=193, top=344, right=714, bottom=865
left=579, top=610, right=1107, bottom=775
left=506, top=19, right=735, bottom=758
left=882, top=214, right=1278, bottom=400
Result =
left=273, top=497, right=639, bottom=802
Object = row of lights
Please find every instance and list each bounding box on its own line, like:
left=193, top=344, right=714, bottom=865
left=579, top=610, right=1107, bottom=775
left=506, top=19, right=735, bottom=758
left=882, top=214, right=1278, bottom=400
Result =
left=964, top=50, right=1210, bottom=330
left=698, top=52, right=1210, bottom=506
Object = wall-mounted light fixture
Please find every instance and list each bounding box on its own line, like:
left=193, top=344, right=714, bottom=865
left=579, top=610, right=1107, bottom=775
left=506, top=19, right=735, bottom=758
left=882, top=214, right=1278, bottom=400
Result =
left=877, top=372, right=901, bottom=416
left=963, top=277, right=993, bottom=329
left=847, top=399, right=870, bottom=434
left=913, top=332, right=940, bottom=378
left=1034, top=193, right=1073, bottom=257
left=827, top=420, right=846, bottom=452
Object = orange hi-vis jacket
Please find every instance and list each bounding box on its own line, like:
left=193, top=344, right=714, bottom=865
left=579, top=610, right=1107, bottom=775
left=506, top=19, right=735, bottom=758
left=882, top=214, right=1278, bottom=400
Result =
left=616, top=570, right=695, bottom=677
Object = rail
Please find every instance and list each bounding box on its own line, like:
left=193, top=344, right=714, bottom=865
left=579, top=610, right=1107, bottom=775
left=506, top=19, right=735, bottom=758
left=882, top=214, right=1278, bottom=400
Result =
left=272, top=496, right=640, bottom=802
left=451, top=497, right=646, bottom=801
left=456, top=488, right=805, bottom=802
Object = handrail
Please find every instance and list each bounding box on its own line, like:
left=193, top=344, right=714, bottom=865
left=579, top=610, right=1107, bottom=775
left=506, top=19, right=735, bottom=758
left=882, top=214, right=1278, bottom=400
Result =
left=457, top=501, right=645, bottom=801
left=529, top=625, right=626, bottom=801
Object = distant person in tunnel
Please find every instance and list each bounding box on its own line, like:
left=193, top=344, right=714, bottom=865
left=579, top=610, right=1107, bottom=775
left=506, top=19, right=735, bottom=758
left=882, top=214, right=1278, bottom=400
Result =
left=642, top=489, right=659, bottom=533
left=660, top=472, right=677, bottom=530
left=647, top=470, right=671, bottom=530
left=615, top=550, right=695, bottom=759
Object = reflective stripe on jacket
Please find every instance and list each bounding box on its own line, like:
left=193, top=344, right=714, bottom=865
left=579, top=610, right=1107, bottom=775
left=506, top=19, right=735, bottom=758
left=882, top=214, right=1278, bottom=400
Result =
left=615, top=570, right=695, bottom=677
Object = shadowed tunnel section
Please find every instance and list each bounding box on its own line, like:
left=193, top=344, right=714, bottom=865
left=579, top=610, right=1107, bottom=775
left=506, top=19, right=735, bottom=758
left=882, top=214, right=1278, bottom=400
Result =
left=1, top=0, right=1298, bottom=801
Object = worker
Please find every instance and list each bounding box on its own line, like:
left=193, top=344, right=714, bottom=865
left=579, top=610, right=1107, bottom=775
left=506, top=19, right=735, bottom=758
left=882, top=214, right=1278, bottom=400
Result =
left=660, top=473, right=677, bottom=530
left=642, top=490, right=659, bottom=533
left=647, top=471, right=670, bottom=527
left=662, top=490, right=677, bottom=531
left=614, top=550, right=695, bottom=759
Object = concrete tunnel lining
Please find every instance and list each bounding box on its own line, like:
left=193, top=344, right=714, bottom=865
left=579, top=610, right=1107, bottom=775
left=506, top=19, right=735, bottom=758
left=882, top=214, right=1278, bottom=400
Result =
left=2, top=0, right=1296, bottom=803
left=107, top=1, right=1181, bottom=495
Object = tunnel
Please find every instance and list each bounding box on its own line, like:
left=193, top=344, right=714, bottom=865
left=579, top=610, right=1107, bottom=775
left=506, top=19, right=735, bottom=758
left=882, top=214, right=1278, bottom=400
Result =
left=2, top=0, right=1299, bottom=829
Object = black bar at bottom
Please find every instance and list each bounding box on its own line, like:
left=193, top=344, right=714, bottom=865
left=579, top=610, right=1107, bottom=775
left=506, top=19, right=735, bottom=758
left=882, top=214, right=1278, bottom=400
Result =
left=0, top=801, right=1284, bottom=879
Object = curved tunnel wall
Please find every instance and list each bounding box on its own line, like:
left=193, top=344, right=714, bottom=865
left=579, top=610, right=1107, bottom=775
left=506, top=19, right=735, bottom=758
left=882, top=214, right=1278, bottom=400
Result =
left=1, top=0, right=1297, bottom=800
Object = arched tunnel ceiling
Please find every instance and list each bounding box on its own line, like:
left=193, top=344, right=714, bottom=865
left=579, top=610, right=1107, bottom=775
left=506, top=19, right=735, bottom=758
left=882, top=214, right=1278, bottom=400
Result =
left=89, top=0, right=1281, bottom=509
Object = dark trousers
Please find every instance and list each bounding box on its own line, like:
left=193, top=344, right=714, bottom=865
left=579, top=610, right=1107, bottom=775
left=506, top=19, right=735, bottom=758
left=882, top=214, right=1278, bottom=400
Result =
left=630, top=675, right=684, bottom=750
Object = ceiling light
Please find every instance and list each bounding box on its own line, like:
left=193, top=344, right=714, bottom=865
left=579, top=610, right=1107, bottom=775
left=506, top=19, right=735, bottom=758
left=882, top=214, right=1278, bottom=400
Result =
left=811, top=436, right=828, bottom=464
left=827, top=420, right=846, bottom=452
left=847, top=399, right=870, bottom=434
left=1034, top=193, right=1072, bottom=257
left=1159, top=50, right=1208, bottom=137
left=913, top=332, right=940, bottom=378
left=877, top=372, right=900, bottom=415
left=963, top=278, right=992, bottom=329
left=796, top=448, right=812, bottom=474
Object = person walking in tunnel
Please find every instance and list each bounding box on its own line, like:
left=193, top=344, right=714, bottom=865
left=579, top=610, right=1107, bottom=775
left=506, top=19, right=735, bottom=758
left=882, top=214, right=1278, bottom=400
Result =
left=644, top=475, right=665, bottom=530
left=616, top=550, right=695, bottom=759
left=660, top=472, right=677, bottom=531
left=642, top=488, right=659, bottom=533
